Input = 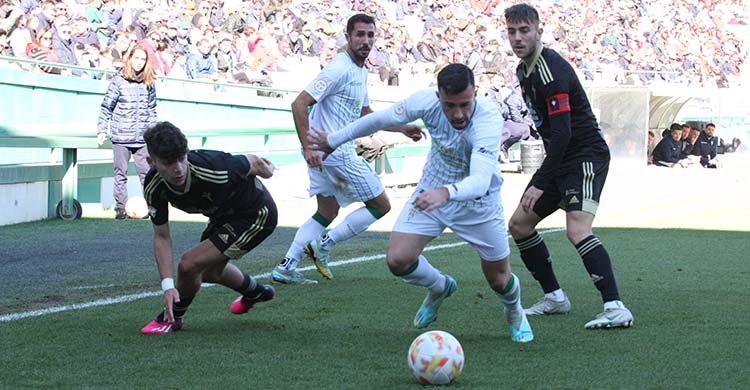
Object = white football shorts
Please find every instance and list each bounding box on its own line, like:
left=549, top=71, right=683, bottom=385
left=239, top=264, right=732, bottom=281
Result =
left=393, top=189, right=510, bottom=261
left=308, top=157, right=384, bottom=207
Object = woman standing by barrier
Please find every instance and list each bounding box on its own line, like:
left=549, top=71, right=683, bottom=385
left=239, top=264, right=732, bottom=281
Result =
left=97, top=43, right=156, bottom=219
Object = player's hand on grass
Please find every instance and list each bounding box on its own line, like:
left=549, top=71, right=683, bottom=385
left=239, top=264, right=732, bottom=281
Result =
left=163, top=288, right=180, bottom=323
left=247, top=154, right=275, bottom=178
left=307, top=127, right=333, bottom=163
left=520, top=185, right=543, bottom=212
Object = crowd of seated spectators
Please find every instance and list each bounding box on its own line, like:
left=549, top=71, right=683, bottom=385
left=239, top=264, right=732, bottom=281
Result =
left=0, top=0, right=746, bottom=89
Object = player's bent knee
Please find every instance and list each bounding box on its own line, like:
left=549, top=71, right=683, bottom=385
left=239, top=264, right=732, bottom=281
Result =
left=482, top=260, right=511, bottom=291
left=385, top=254, right=412, bottom=275
left=566, top=227, right=592, bottom=245
left=177, top=259, right=201, bottom=276
left=508, top=217, right=532, bottom=239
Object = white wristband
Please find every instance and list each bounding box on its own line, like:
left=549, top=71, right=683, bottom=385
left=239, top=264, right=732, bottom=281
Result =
left=161, top=277, right=175, bottom=292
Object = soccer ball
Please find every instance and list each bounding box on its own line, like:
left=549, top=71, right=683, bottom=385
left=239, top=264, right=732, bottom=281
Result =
left=125, top=196, right=149, bottom=219
left=407, top=330, right=464, bottom=385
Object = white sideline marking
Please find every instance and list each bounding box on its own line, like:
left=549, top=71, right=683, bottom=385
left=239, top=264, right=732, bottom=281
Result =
left=0, top=228, right=565, bottom=322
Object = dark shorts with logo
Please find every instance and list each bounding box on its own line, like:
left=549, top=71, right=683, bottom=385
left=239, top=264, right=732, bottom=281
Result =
left=532, top=159, right=609, bottom=218
left=201, top=199, right=278, bottom=259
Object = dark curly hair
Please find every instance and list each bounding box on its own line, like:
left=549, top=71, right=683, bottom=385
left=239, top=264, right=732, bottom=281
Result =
left=144, top=121, right=188, bottom=163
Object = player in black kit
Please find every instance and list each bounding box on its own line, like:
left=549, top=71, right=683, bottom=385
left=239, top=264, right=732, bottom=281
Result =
left=140, top=122, right=278, bottom=334
left=504, top=3, right=633, bottom=329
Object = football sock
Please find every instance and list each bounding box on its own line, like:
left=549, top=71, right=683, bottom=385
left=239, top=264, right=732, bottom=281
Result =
left=320, top=233, right=334, bottom=250
left=233, top=272, right=258, bottom=298
left=575, top=235, right=621, bottom=302
left=398, top=255, right=445, bottom=297
left=155, top=294, right=192, bottom=322
left=544, top=289, right=566, bottom=302
left=496, top=273, right=522, bottom=311
left=172, top=295, right=192, bottom=318
left=515, top=231, right=560, bottom=293
left=281, top=213, right=329, bottom=270
left=323, top=207, right=381, bottom=250
left=604, top=300, right=626, bottom=311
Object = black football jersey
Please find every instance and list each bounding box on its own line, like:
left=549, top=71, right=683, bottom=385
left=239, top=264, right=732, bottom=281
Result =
left=143, top=150, right=270, bottom=225
left=516, top=47, right=609, bottom=186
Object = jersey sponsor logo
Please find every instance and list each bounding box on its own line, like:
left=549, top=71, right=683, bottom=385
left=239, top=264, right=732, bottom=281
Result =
left=350, top=102, right=362, bottom=117
left=476, top=147, right=497, bottom=158
left=313, top=79, right=328, bottom=93
left=546, top=94, right=570, bottom=115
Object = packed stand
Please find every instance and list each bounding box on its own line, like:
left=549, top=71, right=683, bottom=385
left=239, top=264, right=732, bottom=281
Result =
left=0, top=0, right=746, bottom=88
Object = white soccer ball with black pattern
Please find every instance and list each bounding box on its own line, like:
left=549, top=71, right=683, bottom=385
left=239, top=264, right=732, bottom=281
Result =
left=407, top=330, right=464, bottom=385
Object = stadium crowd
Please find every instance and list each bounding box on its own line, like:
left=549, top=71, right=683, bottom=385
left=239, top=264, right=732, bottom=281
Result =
left=0, top=0, right=747, bottom=88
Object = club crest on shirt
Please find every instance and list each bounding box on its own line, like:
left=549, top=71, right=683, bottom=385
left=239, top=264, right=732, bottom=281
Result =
left=314, top=79, right=328, bottom=93
left=394, top=100, right=406, bottom=116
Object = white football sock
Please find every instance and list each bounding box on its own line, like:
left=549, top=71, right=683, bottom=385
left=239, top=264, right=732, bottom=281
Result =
left=324, top=207, right=378, bottom=250
left=496, top=273, right=522, bottom=312
left=544, top=289, right=566, bottom=302
left=604, top=300, right=625, bottom=311
left=281, top=217, right=326, bottom=270
left=402, top=255, right=445, bottom=297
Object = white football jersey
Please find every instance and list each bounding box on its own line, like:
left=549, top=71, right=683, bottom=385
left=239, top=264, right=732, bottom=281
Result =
left=386, top=88, right=504, bottom=206
left=304, top=51, right=370, bottom=165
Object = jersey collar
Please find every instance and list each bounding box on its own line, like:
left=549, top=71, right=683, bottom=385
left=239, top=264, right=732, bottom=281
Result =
left=521, top=44, right=544, bottom=79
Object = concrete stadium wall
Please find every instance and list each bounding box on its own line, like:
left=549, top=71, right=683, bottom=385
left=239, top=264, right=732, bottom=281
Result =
left=1, top=182, right=48, bottom=225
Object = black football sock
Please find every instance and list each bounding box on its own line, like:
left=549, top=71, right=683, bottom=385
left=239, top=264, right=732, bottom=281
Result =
left=515, top=231, right=560, bottom=293
left=172, top=295, right=193, bottom=318
left=576, top=235, right=620, bottom=302
left=234, top=272, right=259, bottom=299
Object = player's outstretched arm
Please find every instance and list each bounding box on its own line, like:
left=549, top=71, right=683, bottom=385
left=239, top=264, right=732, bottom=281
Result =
left=245, top=154, right=275, bottom=178
left=152, top=223, right=179, bottom=322
left=361, top=105, right=424, bottom=141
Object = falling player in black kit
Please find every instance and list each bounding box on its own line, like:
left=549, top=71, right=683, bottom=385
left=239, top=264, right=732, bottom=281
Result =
left=504, top=4, right=633, bottom=329
left=140, top=122, right=278, bottom=334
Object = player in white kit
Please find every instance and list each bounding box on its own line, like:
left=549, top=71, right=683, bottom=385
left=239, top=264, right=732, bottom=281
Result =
left=309, top=63, right=533, bottom=342
left=272, top=14, right=420, bottom=284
